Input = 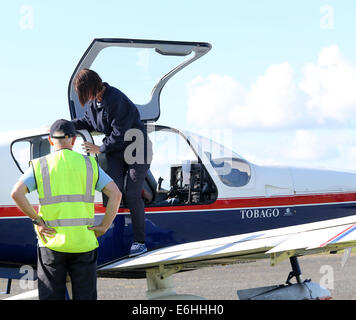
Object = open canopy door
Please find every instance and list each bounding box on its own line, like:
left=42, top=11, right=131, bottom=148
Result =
left=68, top=38, right=211, bottom=122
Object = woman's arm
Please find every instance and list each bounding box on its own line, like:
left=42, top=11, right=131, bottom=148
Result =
left=99, top=97, right=136, bottom=154
left=71, top=105, right=95, bottom=132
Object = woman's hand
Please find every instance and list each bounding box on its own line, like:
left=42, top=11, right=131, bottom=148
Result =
left=82, top=142, right=101, bottom=155
left=88, top=224, right=108, bottom=238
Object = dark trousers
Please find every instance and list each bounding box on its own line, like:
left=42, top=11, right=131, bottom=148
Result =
left=106, top=155, right=150, bottom=243
left=37, top=246, right=97, bottom=300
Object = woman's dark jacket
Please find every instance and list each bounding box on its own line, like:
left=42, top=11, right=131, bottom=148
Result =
left=71, top=83, right=152, bottom=163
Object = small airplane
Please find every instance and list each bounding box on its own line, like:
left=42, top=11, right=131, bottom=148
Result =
left=1, top=38, right=356, bottom=300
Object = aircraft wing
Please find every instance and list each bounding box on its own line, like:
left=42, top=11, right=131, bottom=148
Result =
left=98, top=217, right=356, bottom=277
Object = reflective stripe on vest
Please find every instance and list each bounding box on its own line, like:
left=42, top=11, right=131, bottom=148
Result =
left=38, top=155, right=94, bottom=206
left=46, top=218, right=95, bottom=227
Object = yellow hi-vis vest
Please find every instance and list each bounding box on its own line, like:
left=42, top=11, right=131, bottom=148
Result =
left=31, top=149, right=99, bottom=253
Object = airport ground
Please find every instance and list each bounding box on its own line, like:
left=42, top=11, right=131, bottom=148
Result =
left=2, top=252, right=356, bottom=300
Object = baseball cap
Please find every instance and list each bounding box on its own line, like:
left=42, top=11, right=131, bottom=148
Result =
left=50, top=119, right=77, bottom=139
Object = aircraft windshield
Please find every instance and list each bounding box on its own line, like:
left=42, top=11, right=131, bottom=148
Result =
left=187, top=132, right=251, bottom=187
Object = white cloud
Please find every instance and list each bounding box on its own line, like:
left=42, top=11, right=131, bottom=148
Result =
left=235, top=128, right=356, bottom=172
left=285, top=130, right=339, bottom=162
left=234, top=62, right=299, bottom=128
left=186, top=74, right=246, bottom=128
left=186, top=45, right=356, bottom=131
left=185, top=46, right=356, bottom=171
left=300, top=45, right=356, bottom=124
left=186, top=63, right=300, bottom=130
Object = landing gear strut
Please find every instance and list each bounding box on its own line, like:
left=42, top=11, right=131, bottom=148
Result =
left=237, top=256, right=332, bottom=300
left=145, top=265, right=205, bottom=300
left=286, top=256, right=304, bottom=285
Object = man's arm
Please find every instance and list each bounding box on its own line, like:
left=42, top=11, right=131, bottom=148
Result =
left=88, top=181, right=122, bottom=237
left=11, top=181, right=56, bottom=240
left=11, top=181, right=39, bottom=220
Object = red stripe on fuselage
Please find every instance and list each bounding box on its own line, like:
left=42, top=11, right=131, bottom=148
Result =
left=143, top=192, right=356, bottom=213
left=0, top=205, right=35, bottom=217
left=2, top=191, right=356, bottom=217
left=95, top=192, right=356, bottom=213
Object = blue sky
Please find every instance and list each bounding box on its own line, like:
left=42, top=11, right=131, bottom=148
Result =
left=1, top=1, right=356, bottom=170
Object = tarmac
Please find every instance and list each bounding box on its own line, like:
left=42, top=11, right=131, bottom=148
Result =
left=2, top=252, right=356, bottom=300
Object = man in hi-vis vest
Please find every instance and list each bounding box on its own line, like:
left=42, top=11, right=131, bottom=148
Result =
left=11, top=119, right=121, bottom=300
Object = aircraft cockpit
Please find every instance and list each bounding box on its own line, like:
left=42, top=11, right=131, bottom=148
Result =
left=94, top=125, right=218, bottom=208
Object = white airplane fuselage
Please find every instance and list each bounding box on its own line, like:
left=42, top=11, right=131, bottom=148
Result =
left=2, top=127, right=356, bottom=273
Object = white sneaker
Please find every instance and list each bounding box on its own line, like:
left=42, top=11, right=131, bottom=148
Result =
left=129, top=242, right=147, bottom=257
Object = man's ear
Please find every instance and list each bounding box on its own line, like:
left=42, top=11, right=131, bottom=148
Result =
left=71, top=136, right=77, bottom=146
left=48, top=136, right=54, bottom=146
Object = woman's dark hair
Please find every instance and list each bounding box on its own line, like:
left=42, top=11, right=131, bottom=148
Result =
left=74, top=69, right=103, bottom=106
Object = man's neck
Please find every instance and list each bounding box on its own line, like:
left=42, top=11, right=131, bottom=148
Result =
left=54, top=147, right=73, bottom=152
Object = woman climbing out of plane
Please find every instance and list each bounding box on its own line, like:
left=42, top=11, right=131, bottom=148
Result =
left=71, top=68, right=153, bottom=257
